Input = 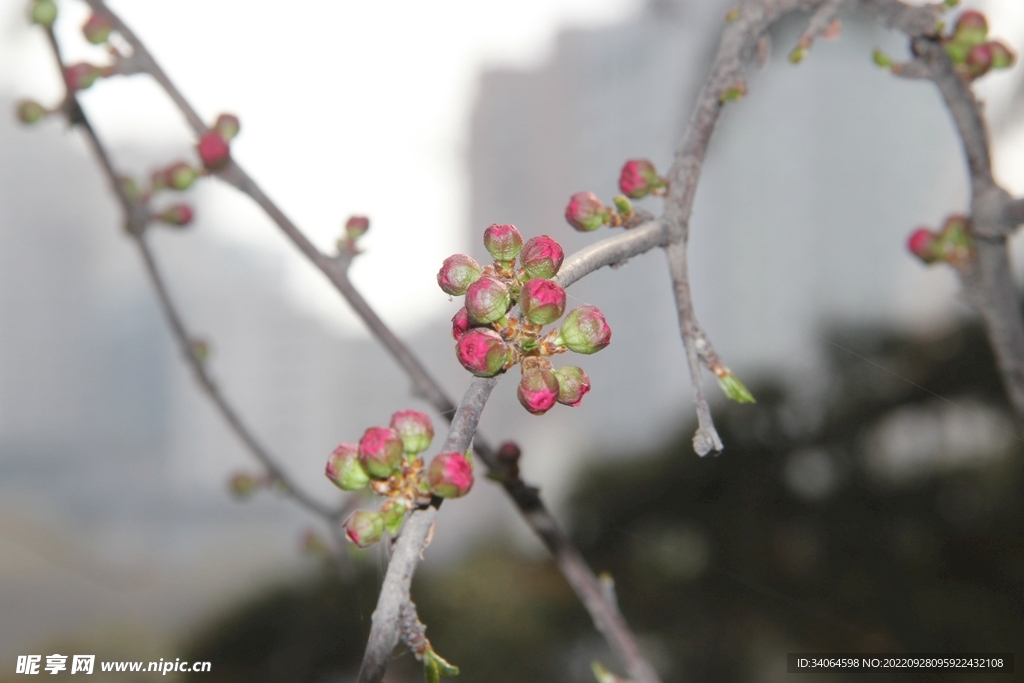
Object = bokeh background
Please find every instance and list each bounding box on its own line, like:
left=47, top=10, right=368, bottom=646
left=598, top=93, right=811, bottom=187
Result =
left=1, top=0, right=1023, bottom=680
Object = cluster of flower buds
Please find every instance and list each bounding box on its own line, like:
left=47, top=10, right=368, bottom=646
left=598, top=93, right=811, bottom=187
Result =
left=942, top=10, right=1015, bottom=80
left=337, top=215, right=370, bottom=254
left=325, top=410, right=474, bottom=549
left=907, top=214, right=974, bottom=268
left=439, top=225, right=609, bottom=415
left=565, top=159, right=666, bottom=232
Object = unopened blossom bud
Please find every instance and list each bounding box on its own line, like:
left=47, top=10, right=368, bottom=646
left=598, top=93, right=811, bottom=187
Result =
left=30, top=0, right=57, bottom=27
left=167, top=162, right=198, bottom=190
left=358, top=426, right=404, bottom=478
left=907, top=228, right=940, bottom=264
left=64, top=63, right=105, bottom=92
left=517, top=359, right=559, bottom=415
left=343, top=510, right=385, bottom=548
left=554, top=366, right=591, bottom=407
left=82, top=12, right=113, bottom=44
left=618, top=159, right=665, bottom=199
left=519, top=235, right=563, bottom=280
left=565, top=191, right=610, bottom=232
left=390, top=410, right=434, bottom=454
left=483, top=223, right=523, bottom=263
left=451, top=307, right=471, bottom=341
left=456, top=328, right=511, bottom=377
left=497, top=441, right=521, bottom=465
left=229, top=472, right=262, bottom=499
left=559, top=305, right=612, bottom=354
left=465, top=275, right=510, bottom=324
left=989, top=41, right=1015, bottom=69
left=16, top=99, right=47, bottom=124
left=345, top=215, right=369, bottom=241
left=437, top=254, right=482, bottom=296
left=157, top=204, right=194, bottom=226
left=953, top=10, right=987, bottom=47
left=214, top=113, right=241, bottom=140
left=427, top=452, right=474, bottom=498
left=965, top=43, right=993, bottom=78
left=197, top=131, right=230, bottom=169
left=325, top=442, right=371, bottom=490
left=519, top=278, right=566, bottom=326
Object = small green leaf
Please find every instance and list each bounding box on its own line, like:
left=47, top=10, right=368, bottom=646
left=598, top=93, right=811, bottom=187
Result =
left=717, top=372, right=755, bottom=404
left=872, top=48, right=893, bottom=68
left=789, top=46, right=806, bottom=64
left=612, top=195, right=633, bottom=216
left=591, top=661, right=619, bottom=683
left=382, top=503, right=407, bottom=536
left=719, top=86, right=745, bottom=103
left=423, top=648, right=460, bottom=681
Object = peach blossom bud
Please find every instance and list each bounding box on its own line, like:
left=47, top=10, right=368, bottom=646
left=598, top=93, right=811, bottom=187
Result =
left=82, top=12, right=113, bottom=44
left=519, top=278, right=566, bottom=326
left=345, top=215, right=369, bottom=241
left=483, top=223, right=523, bottom=263
left=197, top=131, right=230, bottom=169
left=64, top=63, right=105, bottom=92
left=451, top=307, right=471, bottom=341
left=390, top=410, right=434, bottom=454
left=517, top=359, right=559, bottom=415
left=965, top=43, right=993, bottom=78
left=456, top=328, right=511, bottom=377
left=437, top=254, right=482, bottom=296
left=427, top=452, right=474, bottom=498
left=325, top=442, right=370, bottom=490
left=519, top=235, right=564, bottom=280
left=565, top=191, right=610, bottom=232
left=954, top=10, right=987, bottom=47
left=559, top=305, right=611, bottom=354
left=157, top=204, right=194, bottom=226
left=497, top=441, right=521, bottom=465
left=465, top=276, right=510, bottom=324
left=344, top=510, right=385, bottom=548
left=358, top=426, right=404, bottom=478
left=618, top=159, right=665, bottom=199
left=554, top=366, right=591, bottom=407
left=907, top=228, right=939, bottom=264
left=213, top=113, right=240, bottom=140
left=16, top=99, right=47, bottom=124
left=989, top=41, right=1015, bottom=70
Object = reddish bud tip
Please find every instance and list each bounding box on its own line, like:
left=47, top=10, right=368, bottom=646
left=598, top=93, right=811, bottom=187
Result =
left=343, top=510, right=385, bottom=548
left=554, top=366, right=591, bottom=407
left=618, top=159, right=665, bottom=199
left=559, top=305, right=611, bottom=354
left=82, top=12, right=113, bottom=44
left=497, top=441, right=521, bottom=464
left=519, top=278, right=567, bottom=326
left=483, top=223, right=523, bottom=263
left=966, top=42, right=993, bottom=78
left=517, top=359, right=559, bottom=415
left=954, top=10, right=988, bottom=47
left=64, top=63, right=105, bottom=92
left=197, top=131, right=230, bottom=169
left=16, top=99, right=47, bottom=124
left=389, top=410, right=434, bottom=455
left=451, top=307, right=471, bottom=341
left=437, top=254, right=482, bottom=296
left=907, top=228, right=939, bottom=263
left=326, top=442, right=371, bottom=490
left=565, top=192, right=610, bottom=232
left=427, top=452, right=474, bottom=498
left=465, top=275, right=511, bottom=324
left=158, top=204, right=194, bottom=226
left=357, top=426, right=404, bottom=478
left=456, top=328, right=511, bottom=377
left=519, top=235, right=564, bottom=280
left=345, top=215, right=369, bottom=241
left=214, top=113, right=240, bottom=140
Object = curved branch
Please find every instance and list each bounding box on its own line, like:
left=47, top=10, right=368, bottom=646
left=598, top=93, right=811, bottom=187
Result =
left=553, top=220, right=667, bottom=289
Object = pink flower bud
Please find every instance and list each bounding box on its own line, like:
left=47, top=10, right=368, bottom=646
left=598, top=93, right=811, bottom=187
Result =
left=389, top=410, right=434, bottom=454
left=618, top=159, right=665, bottom=199
left=325, top=442, right=371, bottom=490
left=554, top=366, right=591, bottom=407
left=517, top=359, right=559, bottom=415
left=358, top=426, right=404, bottom=478
left=437, top=254, right=482, bottom=296
left=343, top=510, right=385, bottom=548
left=82, top=12, right=113, bottom=44
left=519, top=235, right=564, bottom=280
left=345, top=215, right=369, bottom=241
left=451, top=307, right=471, bottom=341
left=16, top=99, right=47, bottom=124
left=465, top=276, right=510, bottom=324
left=427, top=452, right=474, bottom=498
left=560, top=305, right=611, bottom=354
left=30, top=0, right=57, bottom=28
left=954, top=10, right=987, bottom=47
left=214, top=113, right=240, bottom=140
left=907, top=228, right=939, bottom=264
left=153, top=162, right=198, bottom=191
left=64, top=63, right=105, bottom=92
left=197, top=131, right=230, bottom=169
left=456, top=328, right=511, bottom=377
left=989, top=41, right=1015, bottom=70
left=965, top=43, right=993, bottom=78
left=157, top=204, right=194, bottom=226
left=519, top=278, right=566, bottom=326
left=483, top=223, right=523, bottom=263
left=565, top=192, right=610, bottom=232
